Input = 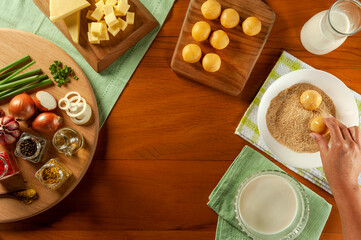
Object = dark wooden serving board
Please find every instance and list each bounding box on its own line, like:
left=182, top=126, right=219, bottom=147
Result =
left=171, top=0, right=275, bottom=96
left=33, top=0, right=158, bottom=73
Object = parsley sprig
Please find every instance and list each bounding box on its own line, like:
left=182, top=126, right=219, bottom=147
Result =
left=49, top=60, right=78, bottom=87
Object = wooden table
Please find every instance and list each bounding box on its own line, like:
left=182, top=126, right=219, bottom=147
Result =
left=0, top=0, right=357, bottom=239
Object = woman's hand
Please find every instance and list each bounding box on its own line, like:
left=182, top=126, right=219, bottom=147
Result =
left=312, top=117, right=361, bottom=194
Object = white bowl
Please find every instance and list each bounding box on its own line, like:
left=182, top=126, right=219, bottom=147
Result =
left=258, top=69, right=359, bottom=169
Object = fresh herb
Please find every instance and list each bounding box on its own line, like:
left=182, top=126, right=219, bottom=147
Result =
left=49, top=60, right=78, bottom=87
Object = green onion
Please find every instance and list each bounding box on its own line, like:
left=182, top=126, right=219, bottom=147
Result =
left=0, top=55, right=30, bottom=75
left=0, top=78, right=53, bottom=100
left=0, top=61, right=36, bottom=85
left=49, top=60, right=78, bottom=87
left=9, top=68, right=42, bottom=82
left=0, top=69, right=18, bottom=79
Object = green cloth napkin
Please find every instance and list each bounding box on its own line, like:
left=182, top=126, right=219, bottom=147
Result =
left=235, top=51, right=361, bottom=194
left=208, top=146, right=332, bottom=240
left=0, top=0, right=175, bottom=128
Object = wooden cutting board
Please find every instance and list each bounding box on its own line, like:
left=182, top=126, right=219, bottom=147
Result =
left=33, top=0, right=158, bottom=73
left=0, top=29, right=99, bottom=222
left=171, top=0, right=275, bottom=96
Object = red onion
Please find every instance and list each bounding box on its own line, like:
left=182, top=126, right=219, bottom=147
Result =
left=9, top=93, right=36, bottom=120
left=32, top=113, right=62, bottom=133
left=0, top=116, right=21, bottom=145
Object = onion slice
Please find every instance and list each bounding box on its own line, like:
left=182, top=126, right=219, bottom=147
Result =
left=71, top=104, right=92, bottom=125
left=66, top=97, right=87, bottom=118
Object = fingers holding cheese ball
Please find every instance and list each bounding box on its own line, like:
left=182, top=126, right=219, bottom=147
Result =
left=202, top=53, right=221, bottom=72
left=242, top=16, right=262, bottom=36
left=310, top=116, right=328, bottom=135
left=201, top=0, right=222, bottom=20
left=210, top=30, right=229, bottom=50
left=220, top=8, right=240, bottom=28
left=182, top=44, right=202, bottom=63
left=192, top=21, right=211, bottom=41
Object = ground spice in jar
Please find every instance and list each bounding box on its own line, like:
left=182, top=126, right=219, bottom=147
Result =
left=41, top=167, right=60, bottom=184
left=19, top=139, right=37, bottom=157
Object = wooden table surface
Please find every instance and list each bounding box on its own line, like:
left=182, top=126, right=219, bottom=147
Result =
left=1, top=0, right=359, bottom=239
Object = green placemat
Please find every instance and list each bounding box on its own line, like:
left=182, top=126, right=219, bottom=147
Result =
left=235, top=51, right=361, bottom=194
left=0, top=0, right=175, bottom=128
left=208, top=146, right=332, bottom=240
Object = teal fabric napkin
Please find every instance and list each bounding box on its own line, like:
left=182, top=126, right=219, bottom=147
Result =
left=0, top=0, right=175, bottom=127
left=208, top=146, right=332, bottom=239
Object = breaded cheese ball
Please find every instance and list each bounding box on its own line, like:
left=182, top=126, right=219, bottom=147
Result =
left=220, top=8, right=240, bottom=28
left=182, top=44, right=202, bottom=63
left=201, top=0, right=221, bottom=20
left=202, top=53, right=221, bottom=72
left=192, top=21, right=211, bottom=41
left=209, top=30, right=229, bottom=50
left=242, top=16, right=262, bottom=36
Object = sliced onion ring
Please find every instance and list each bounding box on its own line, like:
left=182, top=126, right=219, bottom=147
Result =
left=66, top=97, right=87, bottom=118
left=58, top=97, right=70, bottom=110
left=71, top=104, right=92, bottom=125
left=64, top=92, right=81, bottom=105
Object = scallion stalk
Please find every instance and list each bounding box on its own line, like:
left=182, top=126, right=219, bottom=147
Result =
left=0, top=78, right=53, bottom=100
left=0, top=69, right=18, bottom=79
left=0, top=75, right=39, bottom=91
left=0, top=61, right=36, bottom=85
left=0, top=55, right=30, bottom=75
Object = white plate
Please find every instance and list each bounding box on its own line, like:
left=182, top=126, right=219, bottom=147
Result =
left=258, top=69, right=359, bottom=169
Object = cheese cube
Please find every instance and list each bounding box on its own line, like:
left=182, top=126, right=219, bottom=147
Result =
left=91, top=7, right=104, bottom=21
left=91, top=22, right=103, bottom=36
left=126, top=12, right=134, bottom=24
left=114, top=7, right=123, bottom=17
left=99, top=29, right=110, bottom=41
left=106, top=0, right=118, bottom=6
left=104, top=12, right=118, bottom=28
left=116, top=0, right=130, bottom=16
left=98, top=20, right=107, bottom=30
left=103, top=4, right=114, bottom=16
left=88, top=32, right=100, bottom=44
left=95, top=0, right=105, bottom=12
left=95, top=0, right=104, bottom=2
left=86, top=10, right=97, bottom=21
left=88, top=23, right=92, bottom=32
left=108, top=23, right=121, bottom=37
left=118, top=0, right=128, bottom=4
left=118, top=18, right=128, bottom=31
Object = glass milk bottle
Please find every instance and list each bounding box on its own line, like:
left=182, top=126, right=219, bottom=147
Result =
left=301, top=0, right=361, bottom=55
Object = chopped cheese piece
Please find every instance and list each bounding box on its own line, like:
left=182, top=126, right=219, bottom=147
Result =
left=103, top=5, right=114, bottom=15
left=118, top=18, right=128, bottom=31
left=91, top=22, right=103, bottom=36
left=95, top=0, right=105, bottom=12
left=91, top=7, right=104, bottom=21
left=95, top=0, right=104, bottom=2
left=63, top=11, right=81, bottom=43
left=114, top=7, right=123, bottom=17
left=99, top=29, right=110, bottom=40
left=106, top=0, right=117, bottom=6
left=118, top=0, right=128, bottom=4
left=98, top=20, right=107, bottom=30
left=88, top=23, right=92, bottom=32
left=104, top=12, right=118, bottom=28
left=108, top=23, right=121, bottom=37
left=49, top=0, right=90, bottom=22
left=126, top=12, right=134, bottom=24
left=116, top=0, right=130, bottom=16
left=88, top=32, right=100, bottom=44
left=86, top=10, right=97, bottom=21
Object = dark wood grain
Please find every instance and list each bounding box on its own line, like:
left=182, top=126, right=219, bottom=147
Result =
left=171, top=0, right=275, bottom=96
left=33, top=0, right=158, bottom=72
left=0, top=0, right=358, bottom=239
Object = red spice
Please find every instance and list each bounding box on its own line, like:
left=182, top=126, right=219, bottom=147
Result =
left=0, top=151, right=19, bottom=180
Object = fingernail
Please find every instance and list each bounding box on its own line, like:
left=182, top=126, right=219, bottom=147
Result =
left=310, top=133, right=315, bottom=139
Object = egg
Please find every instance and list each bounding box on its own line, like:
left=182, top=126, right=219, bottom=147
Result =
left=192, top=21, right=211, bottom=41
left=300, top=90, right=322, bottom=110
left=242, top=16, right=262, bottom=36
left=201, top=0, right=221, bottom=20
left=182, top=44, right=202, bottom=63
left=310, top=116, right=328, bottom=135
left=209, top=30, right=230, bottom=50
left=220, top=8, right=240, bottom=28
left=202, top=53, right=221, bottom=72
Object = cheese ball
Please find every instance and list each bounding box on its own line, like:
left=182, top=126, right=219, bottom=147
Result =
left=182, top=44, right=202, bottom=63
left=220, top=8, right=240, bottom=28
left=209, top=30, right=229, bottom=50
left=242, top=16, right=262, bottom=36
left=300, top=90, right=322, bottom=110
left=202, top=53, right=221, bottom=72
left=192, top=21, right=211, bottom=41
left=201, top=0, right=221, bottom=20
left=310, top=116, right=328, bottom=135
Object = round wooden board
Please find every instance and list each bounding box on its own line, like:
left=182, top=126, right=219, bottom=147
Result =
left=0, top=29, right=99, bottom=222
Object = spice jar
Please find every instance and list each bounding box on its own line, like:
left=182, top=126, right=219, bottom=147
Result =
left=15, top=132, right=48, bottom=163
left=0, top=151, right=20, bottom=180
left=35, top=158, right=71, bottom=190
left=52, top=128, right=84, bottom=157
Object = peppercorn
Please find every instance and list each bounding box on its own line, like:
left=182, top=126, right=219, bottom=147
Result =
left=19, top=139, right=37, bottom=157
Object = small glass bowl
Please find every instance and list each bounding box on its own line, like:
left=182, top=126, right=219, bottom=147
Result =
left=15, top=132, right=48, bottom=163
left=234, top=170, right=309, bottom=240
left=35, top=158, right=71, bottom=190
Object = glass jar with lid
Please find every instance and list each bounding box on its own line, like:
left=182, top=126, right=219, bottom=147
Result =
left=35, top=158, right=71, bottom=190
left=15, top=132, right=48, bottom=163
left=0, top=151, right=20, bottom=180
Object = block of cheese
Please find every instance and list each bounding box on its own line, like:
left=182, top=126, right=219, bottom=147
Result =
left=106, top=0, right=117, bottom=6
left=63, top=11, right=81, bottom=43
left=86, top=10, right=97, bottom=21
left=49, top=0, right=90, bottom=22
left=87, top=32, right=100, bottom=44
left=99, top=29, right=110, bottom=41
left=95, top=0, right=105, bottom=12
left=119, top=0, right=128, bottom=4
left=98, top=20, right=107, bottom=30
left=118, top=18, right=128, bottom=31
left=91, top=22, right=103, bottom=36
left=108, top=22, right=121, bottom=37
left=91, top=7, right=104, bottom=21
left=103, top=5, right=114, bottom=16
left=104, top=12, right=118, bottom=28
left=126, top=12, right=134, bottom=24
left=116, top=0, right=130, bottom=16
